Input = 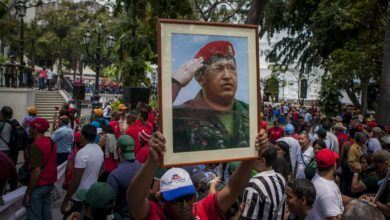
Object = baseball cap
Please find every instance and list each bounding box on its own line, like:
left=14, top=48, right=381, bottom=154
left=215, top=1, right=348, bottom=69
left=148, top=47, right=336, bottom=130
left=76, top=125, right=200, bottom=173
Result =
left=285, top=124, right=295, bottom=135
left=316, top=148, right=339, bottom=168
left=117, top=135, right=135, bottom=160
left=317, top=128, right=327, bottom=138
left=355, top=124, right=363, bottom=130
left=195, top=41, right=235, bottom=62
left=138, top=128, right=152, bottom=143
left=27, top=106, right=37, bottom=114
left=182, top=165, right=208, bottom=184
left=90, top=121, right=102, bottom=134
left=29, top=118, right=49, bottom=133
left=76, top=182, right=116, bottom=209
left=118, top=104, right=127, bottom=111
left=160, top=168, right=196, bottom=202
left=93, top=108, right=103, bottom=116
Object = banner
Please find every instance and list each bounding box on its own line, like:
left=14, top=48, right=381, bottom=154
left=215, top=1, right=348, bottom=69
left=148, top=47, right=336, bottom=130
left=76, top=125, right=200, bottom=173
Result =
left=0, top=162, right=67, bottom=220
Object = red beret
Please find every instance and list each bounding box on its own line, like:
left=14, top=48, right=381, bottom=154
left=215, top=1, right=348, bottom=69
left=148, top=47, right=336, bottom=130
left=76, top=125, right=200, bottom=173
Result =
left=194, top=41, right=235, bottom=62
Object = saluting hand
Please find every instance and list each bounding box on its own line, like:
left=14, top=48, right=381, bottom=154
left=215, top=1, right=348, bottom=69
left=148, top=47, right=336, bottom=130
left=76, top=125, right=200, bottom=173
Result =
left=172, top=58, right=204, bottom=87
left=148, top=131, right=166, bottom=164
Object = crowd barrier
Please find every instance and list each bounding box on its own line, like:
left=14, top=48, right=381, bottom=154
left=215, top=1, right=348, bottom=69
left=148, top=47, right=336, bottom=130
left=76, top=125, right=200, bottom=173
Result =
left=0, top=162, right=67, bottom=220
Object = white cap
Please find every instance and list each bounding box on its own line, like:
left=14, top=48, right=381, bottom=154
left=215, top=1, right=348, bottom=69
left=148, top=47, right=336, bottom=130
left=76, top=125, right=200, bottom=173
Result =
left=160, top=168, right=196, bottom=201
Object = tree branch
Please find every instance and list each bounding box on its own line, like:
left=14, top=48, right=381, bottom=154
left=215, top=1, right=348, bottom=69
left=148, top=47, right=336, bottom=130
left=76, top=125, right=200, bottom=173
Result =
left=194, top=0, right=208, bottom=21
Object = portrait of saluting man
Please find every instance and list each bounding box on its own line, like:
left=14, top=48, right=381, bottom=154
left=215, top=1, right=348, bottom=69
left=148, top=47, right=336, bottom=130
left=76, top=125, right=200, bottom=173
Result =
left=171, top=40, right=250, bottom=152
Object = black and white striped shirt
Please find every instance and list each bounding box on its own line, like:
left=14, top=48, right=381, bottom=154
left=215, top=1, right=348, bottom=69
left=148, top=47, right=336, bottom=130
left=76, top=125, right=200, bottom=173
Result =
left=240, top=170, right=286, bottom=220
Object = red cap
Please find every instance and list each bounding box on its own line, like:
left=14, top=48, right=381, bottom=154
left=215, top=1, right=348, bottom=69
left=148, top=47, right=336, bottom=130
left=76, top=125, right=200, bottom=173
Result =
left=367, top=121, right=378, bottom=128
left=29, top=118, right=49, bottom=133
left=316, top=149, right=339, bottom=168
left=195, top=41, right=235, bottom=62
left=355, top=124, right=363, bottom=130
left=138, top=128, right=152, bottom=143
left=260, top=121, right=268, bottom=130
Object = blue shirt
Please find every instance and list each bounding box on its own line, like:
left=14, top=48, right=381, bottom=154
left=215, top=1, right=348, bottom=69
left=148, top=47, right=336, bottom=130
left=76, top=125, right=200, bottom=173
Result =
left=51, top=125, right=73, bottom=153
left=107, top=160, right=142, bottom=219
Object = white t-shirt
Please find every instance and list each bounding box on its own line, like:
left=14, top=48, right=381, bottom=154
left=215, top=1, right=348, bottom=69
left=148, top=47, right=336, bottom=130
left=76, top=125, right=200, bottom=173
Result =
left=367, top=137, right=382, bottom=153
left=277, top=136, right=300, bottom=170
left=311, top=131, right=339, bottom=154
left=73, top=143, right=104, bottom=200
left=295, top=146, right=314, bottom=179
left=312, top=174, right=344, bottom=219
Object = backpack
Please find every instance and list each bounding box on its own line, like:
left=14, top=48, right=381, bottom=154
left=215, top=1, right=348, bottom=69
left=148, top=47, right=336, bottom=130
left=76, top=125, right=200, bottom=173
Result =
left=8, top=119, right=28, bottom=151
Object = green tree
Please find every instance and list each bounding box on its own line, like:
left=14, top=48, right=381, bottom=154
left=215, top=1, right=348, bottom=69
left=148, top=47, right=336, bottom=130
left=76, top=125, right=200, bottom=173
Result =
left=0, top=0, right=18, bottom=55
left=319, top=75, right=342, bottom=117
left=112, top=0, right=193, bottom=87
left=261, top=0, right=387, bottom=114
left=377, top=0, right=390, bottom=126
left=265, top=74, right=279, bottom=103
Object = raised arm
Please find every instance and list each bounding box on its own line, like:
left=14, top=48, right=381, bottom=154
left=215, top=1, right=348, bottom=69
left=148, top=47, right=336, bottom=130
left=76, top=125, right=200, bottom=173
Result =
left=127, top=131, right=166, bottom=220
left=216, top=129, right=269, bottom=214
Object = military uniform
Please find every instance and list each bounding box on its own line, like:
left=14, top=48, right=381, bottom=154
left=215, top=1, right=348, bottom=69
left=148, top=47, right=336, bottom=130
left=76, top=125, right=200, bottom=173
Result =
left=173, top=90, right=249, bottom=152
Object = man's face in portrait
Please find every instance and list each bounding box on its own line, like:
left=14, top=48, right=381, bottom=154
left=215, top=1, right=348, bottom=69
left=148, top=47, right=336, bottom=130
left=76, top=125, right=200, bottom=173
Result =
left=197, top=58, right=237, bottom=105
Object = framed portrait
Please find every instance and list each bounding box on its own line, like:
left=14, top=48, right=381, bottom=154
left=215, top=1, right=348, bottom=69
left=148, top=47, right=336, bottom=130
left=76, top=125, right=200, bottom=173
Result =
left=158, top=19, right=260, bottom=166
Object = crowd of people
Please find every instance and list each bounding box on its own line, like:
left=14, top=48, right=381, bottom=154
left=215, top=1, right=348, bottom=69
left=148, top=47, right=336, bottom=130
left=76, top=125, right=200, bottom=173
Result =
left=0, top=55, right=122, bottom=94
left=1, top=100, right=390, bottom=220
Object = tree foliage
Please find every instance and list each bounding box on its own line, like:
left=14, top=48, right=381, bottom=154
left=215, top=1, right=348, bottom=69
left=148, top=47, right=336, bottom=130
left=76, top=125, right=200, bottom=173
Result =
left=319, top=75, right=342, bottom=117
left=261, top=0, right=387, bottom=113
left=111, top=0, right=194, bottom=87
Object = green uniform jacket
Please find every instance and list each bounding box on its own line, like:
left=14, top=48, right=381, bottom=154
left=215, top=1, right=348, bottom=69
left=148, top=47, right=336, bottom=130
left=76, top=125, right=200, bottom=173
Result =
left=172, top=90, right=249, bottom=152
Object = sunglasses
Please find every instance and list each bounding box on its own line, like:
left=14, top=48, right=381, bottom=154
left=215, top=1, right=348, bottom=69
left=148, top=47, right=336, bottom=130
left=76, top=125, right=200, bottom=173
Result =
left=169, top=194, right=195, bottom=205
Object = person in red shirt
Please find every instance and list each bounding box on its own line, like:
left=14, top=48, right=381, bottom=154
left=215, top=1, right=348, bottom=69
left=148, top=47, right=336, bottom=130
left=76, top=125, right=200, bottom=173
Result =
left=292, top=108, right=299, bottom=121
left=23, top=118, right=57, bottom=219
left=135, top=128, right=152, bottom=163
left=268, top=121, right=284, bottom=143
left=127, top=130, right=269, bottom=220
left=109, top=111, right=121, bottom=139
left=125, top=112, right=141, bottom=153
left=333, top=123, right=349, bottom=151
left=138, top=107, right=153, bottom=131
left=38, top=67, right=47, bottom=90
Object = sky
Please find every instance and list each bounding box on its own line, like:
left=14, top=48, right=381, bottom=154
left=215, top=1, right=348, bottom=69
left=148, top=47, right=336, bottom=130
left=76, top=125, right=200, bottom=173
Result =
left=171, top=33, right=249, bottom=105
